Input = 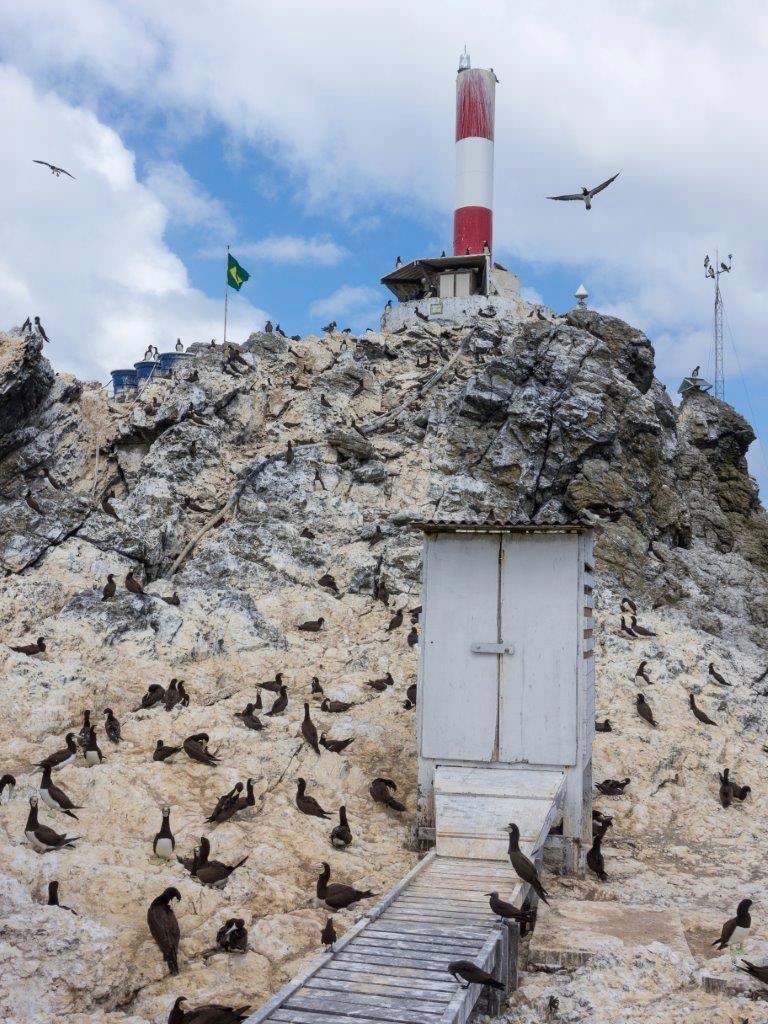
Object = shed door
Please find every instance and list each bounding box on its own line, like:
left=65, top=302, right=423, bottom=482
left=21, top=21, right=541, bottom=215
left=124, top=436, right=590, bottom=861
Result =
left=499, top=534, right=578, bottom=765
left=421, top=533, right=499, bottom=761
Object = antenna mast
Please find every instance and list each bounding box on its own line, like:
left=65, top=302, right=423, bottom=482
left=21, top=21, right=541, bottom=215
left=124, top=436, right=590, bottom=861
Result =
left=703, top=250, right=733, bottom=400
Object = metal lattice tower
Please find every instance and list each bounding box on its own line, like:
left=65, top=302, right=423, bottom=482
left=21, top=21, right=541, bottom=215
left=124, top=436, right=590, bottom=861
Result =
left=704, top=250, right=733, bottom=400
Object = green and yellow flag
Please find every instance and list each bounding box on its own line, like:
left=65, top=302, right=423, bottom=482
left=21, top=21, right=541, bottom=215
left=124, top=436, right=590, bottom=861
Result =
left=227, top=253, right=250, bottom=291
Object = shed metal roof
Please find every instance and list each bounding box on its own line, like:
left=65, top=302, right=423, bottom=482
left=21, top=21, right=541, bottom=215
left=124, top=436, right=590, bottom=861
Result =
left=381, top=254, right=489, bottom=300
left=411, top=515, right=593, bottom=534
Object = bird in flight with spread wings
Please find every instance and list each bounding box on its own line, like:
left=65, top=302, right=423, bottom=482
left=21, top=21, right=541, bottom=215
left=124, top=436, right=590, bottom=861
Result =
left=547, top=171, right=620, bottom=210
left=33, top=160, right=75, bottom=179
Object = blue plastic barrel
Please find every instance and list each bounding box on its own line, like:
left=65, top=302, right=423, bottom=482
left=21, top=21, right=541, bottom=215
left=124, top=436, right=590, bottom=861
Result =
left=134, top=360, right=158, bottom=382
left=158, top=351, right=191, bottom=375
left=111, top=369, right=138, bottom=395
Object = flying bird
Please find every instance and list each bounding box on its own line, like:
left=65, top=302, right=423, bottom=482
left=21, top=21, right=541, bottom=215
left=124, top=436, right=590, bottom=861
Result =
left=547, top=172, right=620, bottom=210
left=33, top=160, right=75, bottom=179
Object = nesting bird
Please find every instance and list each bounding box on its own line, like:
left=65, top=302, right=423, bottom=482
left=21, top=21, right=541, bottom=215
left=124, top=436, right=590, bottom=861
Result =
left=320, top=733, right=354, bottom=754
left=321, top=698, right=354, bottom=713
left=10, top=636, right=46, bottom=656
left=125, top=570, right=145, bottom=595
left=215, top=918, right=248, bottom=954
left=167, top=997, right=251, bottom=1024
left=24, top=796, right=80, bottom=852
left=134, top=683, right=166, bottom=711
left=708, top=662, right=731, bottom=687
left=369, top=777, right=406, bottom=811
left=47, top=880, right=76, bottom=914
left=635, top=693, right=657, bottom=727
left=330, top=806, right=352, bottom=848
left=183, top=733, right=220, bottom=766
left=266, top=685, right=288, bottom=716
left=147, top=887, right=181, bottom=976
left=298, top=617, right=325, bottom=632
left=316, top=861, right=375, bottom=909
left=234, top=703, right=263, bottom=730
left=154, top=740, right=182, bottom=762
left=296, top=778, right=331, bottom=819
left=596, top=778, right=630, bottom=796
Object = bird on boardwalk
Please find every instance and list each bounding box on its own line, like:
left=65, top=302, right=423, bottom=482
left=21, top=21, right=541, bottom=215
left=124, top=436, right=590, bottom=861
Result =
left=134, top=684, right=166, bottom=711
left=619, top=617, right=637, bottom=638
left=154, top=807, right=176, bottom=858
left=689, top=693, right=717, bottom=726
left=125, top=570, right=145, bottom=595
left=448, top=960, right=504, bottom=991
left=719, top=768, right=733, bottom=808
left=266, top=685, right=288, bottom=716
left=102, top=574, right=116, bottom=600
left=40, top=766, right=81, bottom=819
left=215, top=918, right=248, bottom=954
left=586, top=829, right=608, bottom=881
left=370, top=777, right=406, bottom=811
left=407, top=626, right=418, bottom=647
left=47, top=880, right=76, bottom=914
left=147, top=887, right=181, bottom=976
left=10, top=636, right=46, bottom=656
left=183, top=733, right=219, bottom=766
left=35, top=733, right=77, bottom=772
left=635, top=661, right=652, bottom=685
left=193, top=846, right=249, bottom=888
left=320, top=733, right=354, bottom=754
left=712, top=899, right=752, bottom=950
left=33, top=160, right=75, bottom=179
left=316, top=861, right=375, bottom=909
left=365, top=672, right=394, bottom=692
left=505, top=823, right=549, bottom=904
left=630, top=616, right=657, bottom=637
left=321, top=698, right=354, bottom=713
left=234, top=703, right=262, bottom=730
left=154, top=740, right=182, bottom=762
left=321, top=917, right=337, bottom=950
left=708, top=662, right=731, bottom=686
left=330, top=806, right=352, bottom=848
left=301, top=703, right=320, bottom=754
left=298, top=617, right=325, bottom=632
left=547, top=172, right=620, bottom=210
left=737, top=960, right=768, bottom=986
left=485, top=891, right=533, bottom=927
left=595, top=719, right=612, bottom=732
left=636, top=693, right=657, bottom=727
left=0, top=774, right=16, bottom=801
left=83, top=727, right=104, bottom=765
left=596, top=778, right=630, bottom=796
left=167, top=996, right=251, bottom=1024
left=24, top=796, right=80, bottom=852
left=34, top=316, right=50, bottom=342
left=387, top=609, right=403, bottom=631
left=260, top=672, right=284, bottom=693
left=296, top=778, right=331, bottom=819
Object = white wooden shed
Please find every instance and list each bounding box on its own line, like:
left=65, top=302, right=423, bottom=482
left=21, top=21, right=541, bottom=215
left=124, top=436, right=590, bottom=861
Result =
left=413, top=519, right=595, bottom=873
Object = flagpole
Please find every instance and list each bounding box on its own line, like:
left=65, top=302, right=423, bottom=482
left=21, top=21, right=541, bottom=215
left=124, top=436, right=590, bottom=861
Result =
left=223, top=244, right=230, bottom=344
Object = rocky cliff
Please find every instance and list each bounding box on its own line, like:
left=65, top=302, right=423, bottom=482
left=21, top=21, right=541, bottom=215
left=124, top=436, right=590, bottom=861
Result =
left=0, top=307, right=766, bottom=1024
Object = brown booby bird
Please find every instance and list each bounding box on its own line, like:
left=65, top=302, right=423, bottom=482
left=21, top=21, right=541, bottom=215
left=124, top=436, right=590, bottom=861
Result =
left=620, top=596, right=638, bottom=614
left=216, top=779, right=255, bottom=823
left=732, top=782, right=752, bottom=801
left=586, top=828, right=608, bottom=881
left=296, top=778, right=331, bottom=819
left=301, top=703, right=320, bottom=754
left=40, top=766, right=81, bottom=819
left=505, top=823, right=549, bottom=905
left=321, top=916, right=336, bottom=950
left=25, top=489, right=44, bottom=515
left=206, top=783, right=243, bottom=825
left=286, top=440, right=294, bottom=464
left=133, top=683, right=166, bottom=711
left=712, top=899, right=752, bottom=950
left=635, top=661, right=652, bottom=685
left=147, top=887, right=181, bottom=976
left=316, top=861, right=375, bottom=909
left=619, top=617, right=637, bottom=638
left=447, top=960, right=504, bottom=991
left=167, top=996, right=251, bottom=1024
left=636, top=693, right=657, bottom=727
left=0, top=774, right=16, bottom=801
left=10, top=637, right=46, bottom=656
left=630, top=616, right=656, bottom=637
left=318, top=573, right=339, bottom=594
left=485, top=891, right=534, bottom=927
left=24, top=796, right=80, bottom=852
left=311, top=677, right=324, bottom=697
left=234, top=703, right=262, bottom=730
left=162, top=592, right=181, bottom=606
left=320, top=698, right=354, bottom=713
left=35, top=733, right=77, bottom=772
left=102, top=494, right=120, bottom=520
left=103, top=708, right=121, bottom=744
left=47, top=880, right=76, bottom=914
left=154, top=807, right=176, bottom=858
left=596, top=778, right=630, bottom=796
left=320, top=733, right=354, bottom=754
left=708, top=662, right=731, bottom=687
left=407, top=626, right=418, bottom=647
left=102, top=574, right=116, bottom=600
left=330, top=806, right=352, bottom=848
left=164, top=679, right=181, bottom=711
left=689, top=693, right=717, bottom=726
left=595, top=719, right=612, bottom=732
left=365, top=672, right=394, bottom=692
left=214, top=918, right=248, bottom=954
left=266, top=685, right=288, bottom=716
left=255, top=689, right=263, bottom=710
left=719, top=768, right=733, bottom=808
left=125, top=570, right=145, bottom=595
left=298, top=617, right=325, bottom=632
left=737, top=959, right=768, bottom=986
left=183, top=733, right=219, bottom=766
left=83, top=727, right=104, bottom=765
left=387, top=609, right=403, bottom=631
left=300, top=527, right=316, bottom=539
left=370, top=777, right=406, bottom=811
left=260, top=672, right=284, bottom=693
left=193, top=845, right=248, bottom=888
left=77, top=709, right=93, bottom=749
left=154, top=740, right=183, bottom=762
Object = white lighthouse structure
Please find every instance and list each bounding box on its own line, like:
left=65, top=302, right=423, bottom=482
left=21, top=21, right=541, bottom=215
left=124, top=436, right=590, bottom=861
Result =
left=381, top=52, right=524, bottom=330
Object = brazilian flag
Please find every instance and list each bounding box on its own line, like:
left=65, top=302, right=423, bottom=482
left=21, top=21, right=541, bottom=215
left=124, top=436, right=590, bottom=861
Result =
left=227, top=253, right=250, bottom=291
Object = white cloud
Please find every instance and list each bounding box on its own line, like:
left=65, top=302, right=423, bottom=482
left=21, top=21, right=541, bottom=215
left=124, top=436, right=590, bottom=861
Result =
left=309, top=285, right=382, bottom=321
left=211, top=235, right=346, bottom=266
left=145, top=161, right=233, bottom=237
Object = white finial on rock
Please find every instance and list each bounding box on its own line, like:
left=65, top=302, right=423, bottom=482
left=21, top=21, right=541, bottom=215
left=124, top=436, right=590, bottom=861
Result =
left=575, top=284, right=588, bottom=307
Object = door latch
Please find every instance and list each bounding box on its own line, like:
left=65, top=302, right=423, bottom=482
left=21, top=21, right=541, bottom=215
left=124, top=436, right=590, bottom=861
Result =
left=470, top=643, right=515, bottom=655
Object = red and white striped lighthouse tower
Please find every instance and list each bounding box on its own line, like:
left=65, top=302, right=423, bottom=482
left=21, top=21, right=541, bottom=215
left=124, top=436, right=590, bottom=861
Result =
left=453, top=52, right=496, bottom=257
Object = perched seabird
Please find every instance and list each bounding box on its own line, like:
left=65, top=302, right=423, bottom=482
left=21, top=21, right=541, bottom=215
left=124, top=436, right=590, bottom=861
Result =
left=321, top=916, right=337, bottom=950
left=77, top=709, right=93, bottom=749
left=733, top=782, right=752, bottom=801
left=207, top=783, right=243, bottom=825
left=286, top=440, right=294, bottom=465
left=620, top=597, right=638, bottom=613
left=154, top=807, right=176, bottom=858
left=547, top=171, right=620, bottom=210
left=255, top=690, right=263, bottom=710
left=193, top=845, right=248, bottom=888
left=368, top=525, right=384, bottom=546
left=318, top=572, right=339, bottom=594
left=586, top=829, right=608, bottom=881
left=708, top=662, right=731, bottom=687
left=162, top=592, right=181, bottom=606
left=311, top=677, right=324, bottom=697
left=595, top=719, right=612, bottom=732
left=596, top=778, right=630, bottom=796
left=298, top=617, right=325, bottom=632
left=447, top=960, right=504, bottom=991
left=125, top=570, right=145, bottom=595
left=320, top=733, right=354, bottom=754
left=689, top=693, right=718, bottom=726
left=406, top=683, right=417, bottom=705
left=214, top=779, right=255, bottom=823
left=300, top=527, right=316, bottom=539
left=485, top=891, right=533, bottom=927
left=167, top=996, right=251, bottom=1024
left=164, top=679, right=181, bottom=712
left=40, top=766, right=81, bottom=819
left=365, top=672, right=394, bottom=692
left=619, top=616, right=637, bottom=638
left=24, top=488, right=44, bottom=515
left=321, top=698, right=354, bottom=713
left=134, top=684, right=166, bottom=711
left=234, top=703, right=262, bottom=730
left=34, top=316, right=51, bottom=342
left=296, top=778, right=331, bottom=819
left=147, top=887, right=181, bottom=976
left=10, top=636, right=46, bottom=656
left=370, top=777, right=406, bottom=811
left=635, top=661, right=652, bottom=685
left=216, top=918, right=248, bottom=954
left=301, top=703, right=320, bottom=754
left=316, top=861, right=374, bottom=909
left=33, top=160, right=75, bottom=179
left=631, top=616, right=657, bottom=637
left=636, top=693, right=657, bottom=727
left=737, top=960, right=768, bottom=986
left=175, top=338, right=184, bottom=352
left=407, top=626, right=418, bottom=647
left=83, top=727, right=104, bottom=765
left=330, top=806, right=352, bottom=848
left=36, top=733, right=78, bottom=772
left=24, top=796, right=80, bottom=852
left=387, top=609, right=403, bottom=631
left=505, top=823, right=549, bottom=905
left=265, top=685, right=288, bottom=716
left=102, top=494, right=120, bottom=519
left=183, top=733, right=219, bottom=766
left=0, top=773, right=16, bottom=801
left=21, top=316, right=31, bottom=332
left=47, top=880, right=76, bottom=914
left=154, top=740, right=182, bottom=762
left=712, top=898, right=752, bottom=950
left=719, top=768, right=733, bottom=808
left=102, top=574, right=116, bottom=600
left=260, top=672, right=284, bottom=693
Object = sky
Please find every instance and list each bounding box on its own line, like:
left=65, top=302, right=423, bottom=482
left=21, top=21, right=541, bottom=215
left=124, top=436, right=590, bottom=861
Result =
left=0, top=1, right=766, bottom=493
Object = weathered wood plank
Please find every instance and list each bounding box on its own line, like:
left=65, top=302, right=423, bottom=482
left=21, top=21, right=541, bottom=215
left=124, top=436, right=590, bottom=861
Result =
left=350, top=937, right=482, bottom=957
left=317, top=968, right=456, bottom=992
left=334, top=952, right=453, bottom=973
left=383, top=910, right=492, bottom=925
left=269, top=1011, right=387, bottom=1024
left=303, top=979, right=451, bottom=1007
left=285, top=992, right=443, bottom=1022
left=363, top=928, right=484, bottom=949
left=363, top=850, right=435, bottom=924
left=367, top=920, right=488, bottom=939
left=347, top=941, right=459, bottom=963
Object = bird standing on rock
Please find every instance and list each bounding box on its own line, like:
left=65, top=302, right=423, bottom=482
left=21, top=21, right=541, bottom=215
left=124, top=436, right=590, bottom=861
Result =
left=298, top=617, right=325, bottom=633
left=47, top=880, right=76, bottom=914
left=35, top=733, right=77, bottom=772
left=316, top=861, right=375, bottom=910
left=183, top=733, right=219, bottom=766
left=296, top=778, right=331, bottom=819
left=260, top=672, right=284, bottom=693
left=505, top=823, right=549, bottom=905
left=147, top=887, right=181, bottom=976
left=407, top=626, right=418, bottom=647
left=636, top=693, right=657, bottom=727
left=712, top=898, right=752, bottom=951
left=595, top=719, right=612, bottom=732
left=83, top=727, right=104, bottom=765
left=102, top=574, right=116, bottom=600
left=708, top=662, right=731, bottom=687
left=330, top=806, right=352, bottom=848
left=40, top=766, right=81, bottom=819
left=689, top=693, right=718, bottom=726
left=301, top=703, right=320, bottom=754
left=125, top=570, right=145, bottom=595
left=77, top=709, right=93, bottom=749
left=153, top=807, right=176, bottom=858
left=10, top=636, right=46, bottom=656
left=370, top=777, right=406, bottom=811
left=631, top=616, right=656, bottom=637
left=635, top=661, right=652, bottom=685
left=234, top=703, right=262, bottom=730
left=266, top=685, right=288, bottom=716
left=387, top=609, right=403, bottom=631
left=24, top=796, right=80, bottom=852
left=586, top=827, right=608, bottom=881
left=719, top=768, right=733, bottom=808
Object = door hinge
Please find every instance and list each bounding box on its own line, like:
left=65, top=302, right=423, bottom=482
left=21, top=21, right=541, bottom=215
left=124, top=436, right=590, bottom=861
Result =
left=471, top=642, right=515, bottom=655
